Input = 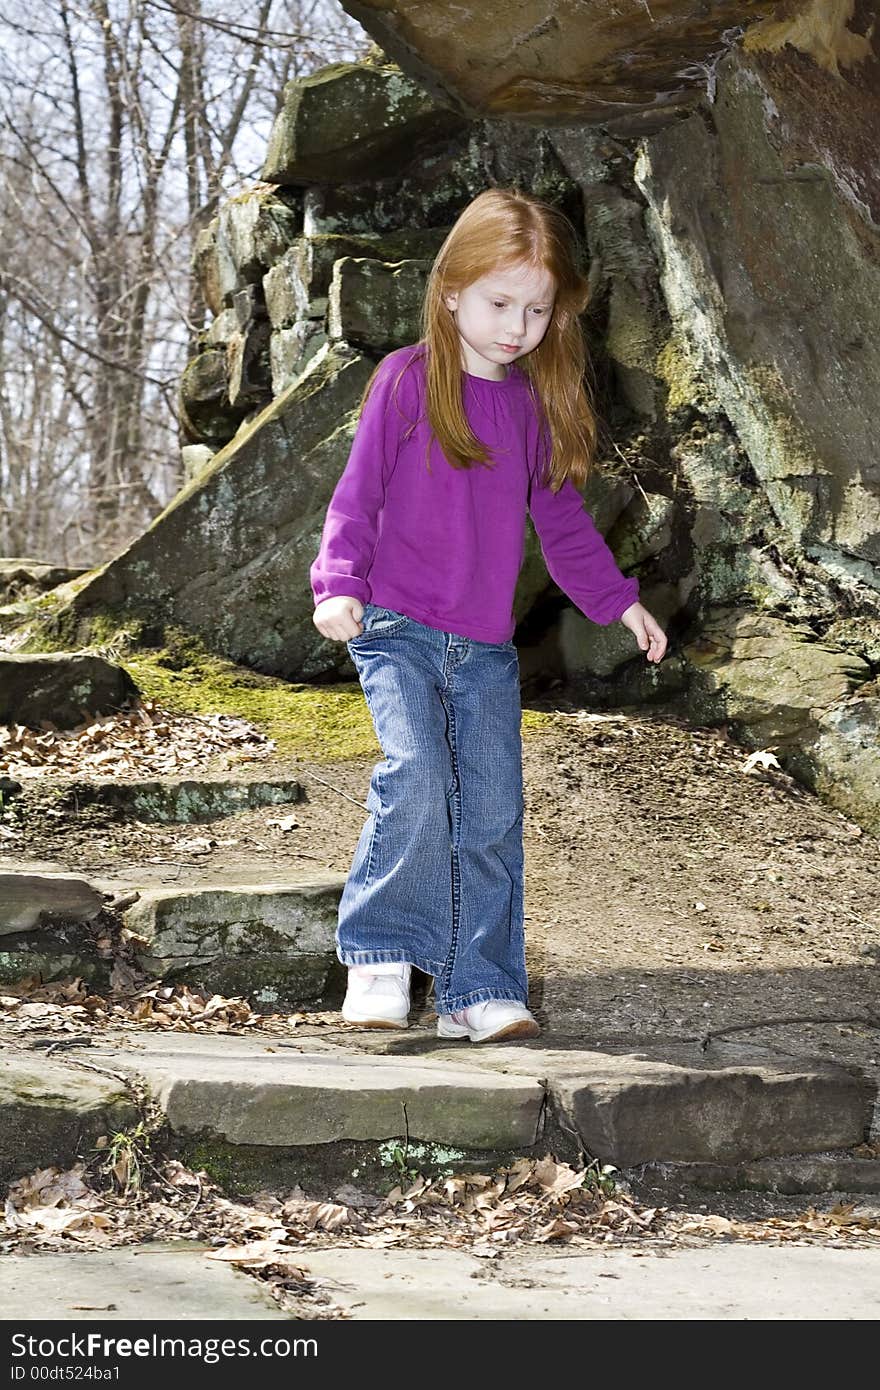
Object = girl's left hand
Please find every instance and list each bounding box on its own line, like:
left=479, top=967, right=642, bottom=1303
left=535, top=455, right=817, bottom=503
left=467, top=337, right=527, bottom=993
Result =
left=619, top=602, right=667, bottom=664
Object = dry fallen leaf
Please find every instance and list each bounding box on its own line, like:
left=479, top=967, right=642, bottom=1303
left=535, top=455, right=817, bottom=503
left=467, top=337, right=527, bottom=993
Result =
left=741, top=748, right=781, bottom=775
left=206, top=1238, right=298, bottom=1268
left=0, top=698, right=274, bottom=780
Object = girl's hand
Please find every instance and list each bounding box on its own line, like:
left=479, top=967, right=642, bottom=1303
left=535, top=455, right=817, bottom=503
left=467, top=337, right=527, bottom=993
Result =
left=313, top=595, right=366, bottom=642
left=619, top=602, right=667, bottom=664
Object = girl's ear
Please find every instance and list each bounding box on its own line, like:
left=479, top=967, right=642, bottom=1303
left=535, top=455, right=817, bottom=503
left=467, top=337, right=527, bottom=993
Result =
left=443, top=291, right=459, bottom=311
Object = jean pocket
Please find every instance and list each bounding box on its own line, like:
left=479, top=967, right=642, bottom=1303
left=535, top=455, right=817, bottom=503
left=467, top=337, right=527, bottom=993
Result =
left=348, top=602, right=411, bottom=643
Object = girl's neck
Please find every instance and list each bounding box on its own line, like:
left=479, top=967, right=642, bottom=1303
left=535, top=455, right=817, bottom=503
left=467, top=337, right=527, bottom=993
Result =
left=464, top=365, right=510, bottom=382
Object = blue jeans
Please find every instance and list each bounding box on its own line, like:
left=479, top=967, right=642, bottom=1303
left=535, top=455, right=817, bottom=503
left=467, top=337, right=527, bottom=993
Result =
left=339, top=602, right=527, bottom=1015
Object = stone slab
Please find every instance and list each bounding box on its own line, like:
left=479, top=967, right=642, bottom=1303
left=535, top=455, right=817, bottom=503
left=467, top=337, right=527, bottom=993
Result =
left=4, top=1241, right=880, bottom=1321
left=123, top=879, right=343, bottom=1004
left=0, top=1052, right=137, bottom=1187
left=0, top=871, right=104, bottom=935
left=371, top=1038, right=874, bottom=1167
left=652, top=1156, right=880, bottom=1195
left=115, top=1046, right=543, bottom=1151
left=62, top=778, right=304, bottom=824
left=0, top=652, right=138, bottom=729
left=544, top=1042, right=873, bottom=1167
left=0, top=1244, right=287, bottom=1321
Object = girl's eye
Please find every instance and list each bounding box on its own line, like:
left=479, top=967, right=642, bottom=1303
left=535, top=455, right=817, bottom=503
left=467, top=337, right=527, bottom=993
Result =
left=492, top=301, right=549, bottom=314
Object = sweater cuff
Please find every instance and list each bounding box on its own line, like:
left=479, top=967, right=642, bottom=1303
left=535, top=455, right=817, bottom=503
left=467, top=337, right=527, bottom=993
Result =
left=312, top=575, right=371, bottom=607
left=603, top=577, right=641, bottom=625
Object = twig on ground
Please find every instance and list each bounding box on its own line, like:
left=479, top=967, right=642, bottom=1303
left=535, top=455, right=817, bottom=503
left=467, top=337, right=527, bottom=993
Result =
left=183, top=1170, right=204, bottom=1219
left=59, top=1056, right=131, bottom=1085
left=299, top=768, right=367, bottom=809
left=44, top=1036, right=94, bottom=1056
left=700, top=1015, right=880, bottom=1052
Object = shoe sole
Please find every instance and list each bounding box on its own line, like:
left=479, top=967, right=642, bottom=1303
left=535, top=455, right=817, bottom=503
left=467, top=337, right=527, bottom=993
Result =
left=342, top=1008, right=409, bottom=1029
left=437, top=1018, right=541, bottom=1043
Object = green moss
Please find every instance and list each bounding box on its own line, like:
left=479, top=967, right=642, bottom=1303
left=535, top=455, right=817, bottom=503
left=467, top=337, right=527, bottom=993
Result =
left=129, top=651, right=373, bottom=762
left=120, top=623, right=554, bottom=761
left=656, top=335, right=707, bottom=413
left=15, top=604, right=555, bottom=762
left=175, top=1134, right=541, bottom=1198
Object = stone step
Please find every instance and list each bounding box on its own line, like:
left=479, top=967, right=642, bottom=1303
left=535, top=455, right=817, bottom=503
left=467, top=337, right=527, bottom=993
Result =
left=0, top=870, right=111, bottom=988
left=0, top=870, right=346, bottom=996
left=360, top=1036, right=876, bottom=1169
left=0, top=651, right=138, bottom=728
left=0, top=870, right=104, bottom=932
left=122, top=877, right=344, bottom=1008
left=539, top=1040, right=875, bottom=1168
left=54, top=776, right=305, bottom=823
left=637, top=1153, right=880, bottom=1196
left=1, top=1030, right=874, bottom=1193
left=123, top=1041, right=543, bottom=1153
left=0, top=1051, right=137, bottom=1188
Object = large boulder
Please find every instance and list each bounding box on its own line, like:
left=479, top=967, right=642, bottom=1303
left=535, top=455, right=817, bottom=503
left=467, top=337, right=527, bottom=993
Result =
left=262, top=61, right=469, bottom=185
left=340, top=1, right=770, bottom=133
left=635, top=45, right=880, bottom=582
left=682, top=606, right=880, bottom=834
left=41, top=344, right=378, bottom=681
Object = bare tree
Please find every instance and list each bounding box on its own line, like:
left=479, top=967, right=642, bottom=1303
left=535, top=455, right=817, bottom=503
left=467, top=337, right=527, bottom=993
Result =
left=0, top=0, right=368, bottom=564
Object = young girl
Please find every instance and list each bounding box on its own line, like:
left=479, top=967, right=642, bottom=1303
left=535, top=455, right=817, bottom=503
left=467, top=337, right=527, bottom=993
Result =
left=310, top=188, right=667, bottom=1044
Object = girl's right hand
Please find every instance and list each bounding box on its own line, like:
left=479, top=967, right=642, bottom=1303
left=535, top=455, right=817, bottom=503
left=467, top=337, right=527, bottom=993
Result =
left=313, top=595, right=366, bottom=642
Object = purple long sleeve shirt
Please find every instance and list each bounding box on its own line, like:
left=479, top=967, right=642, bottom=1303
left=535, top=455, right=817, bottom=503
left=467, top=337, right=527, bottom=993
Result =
left=309, top=344, right=640, bottom=644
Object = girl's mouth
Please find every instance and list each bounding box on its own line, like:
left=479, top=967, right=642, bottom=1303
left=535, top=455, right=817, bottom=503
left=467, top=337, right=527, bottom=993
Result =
left=498, top=344, right=520, bottom=353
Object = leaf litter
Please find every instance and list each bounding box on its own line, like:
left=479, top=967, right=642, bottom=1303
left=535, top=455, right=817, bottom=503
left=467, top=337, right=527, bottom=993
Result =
left=0, top=698, right=273, bottom=782
left=4, top=1145, right=879, bottom=1317
left=0, top=977, right=341, bottom=1036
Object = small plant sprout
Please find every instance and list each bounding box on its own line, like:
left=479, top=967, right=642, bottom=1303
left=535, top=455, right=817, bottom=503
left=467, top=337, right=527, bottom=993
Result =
left=97, top=1121, right=151, bottom=1195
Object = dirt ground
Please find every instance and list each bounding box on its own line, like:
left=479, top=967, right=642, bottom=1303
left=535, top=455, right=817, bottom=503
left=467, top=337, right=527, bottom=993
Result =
left=4, top=686, right=879, bottom=1097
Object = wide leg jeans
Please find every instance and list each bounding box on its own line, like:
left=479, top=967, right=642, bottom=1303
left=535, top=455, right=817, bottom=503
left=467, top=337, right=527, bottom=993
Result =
left=338, top=602, right=527, bottom=1015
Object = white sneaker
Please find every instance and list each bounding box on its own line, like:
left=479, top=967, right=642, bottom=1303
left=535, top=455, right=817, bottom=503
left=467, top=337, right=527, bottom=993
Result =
left=342, top=963, right=411, bottom=1028
left=436, top=1000, right=540, bottom=1043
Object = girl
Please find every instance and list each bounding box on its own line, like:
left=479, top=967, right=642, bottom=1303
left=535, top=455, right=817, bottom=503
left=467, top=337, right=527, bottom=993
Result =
left=311, top=188, right=667, bottom=1043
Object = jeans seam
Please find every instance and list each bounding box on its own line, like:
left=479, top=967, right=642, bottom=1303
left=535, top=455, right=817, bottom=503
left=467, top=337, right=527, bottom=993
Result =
left=359, top=680, right=383, bottom=890
left=439, top=688, right=461, bottom=1000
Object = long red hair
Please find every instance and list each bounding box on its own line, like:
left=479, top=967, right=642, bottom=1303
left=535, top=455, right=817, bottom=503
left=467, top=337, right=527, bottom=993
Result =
left=358, top=187, right=598, bottom=491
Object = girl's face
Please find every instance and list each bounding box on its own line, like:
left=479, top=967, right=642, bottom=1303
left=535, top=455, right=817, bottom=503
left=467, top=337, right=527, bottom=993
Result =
left=443, top=261, right=557, bottom=380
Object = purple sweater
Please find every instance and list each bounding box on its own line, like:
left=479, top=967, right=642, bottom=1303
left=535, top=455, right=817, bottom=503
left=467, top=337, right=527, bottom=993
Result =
left=310, top=344, right=640, bottom=644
